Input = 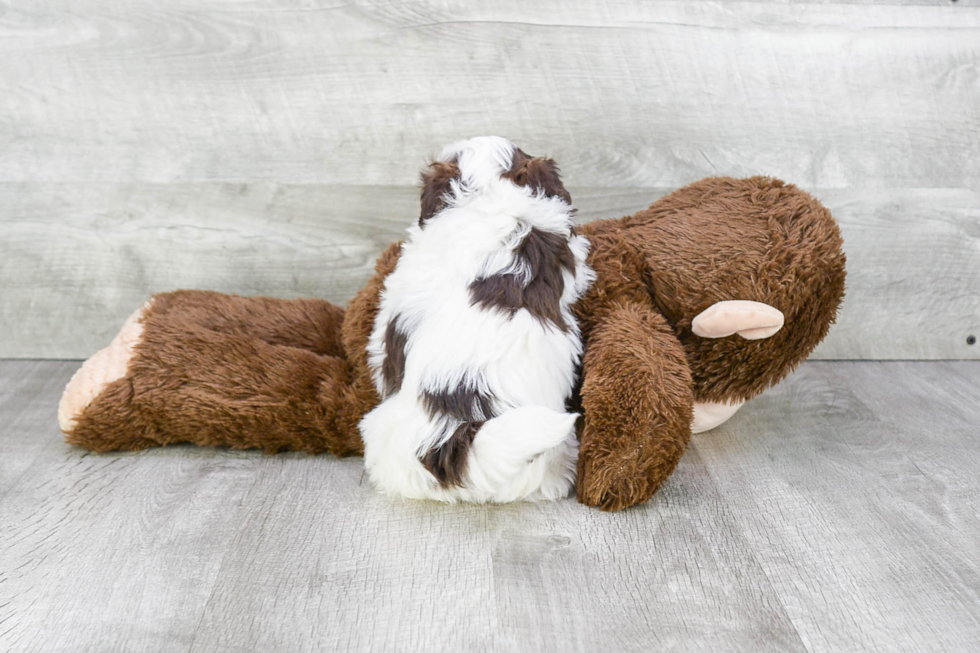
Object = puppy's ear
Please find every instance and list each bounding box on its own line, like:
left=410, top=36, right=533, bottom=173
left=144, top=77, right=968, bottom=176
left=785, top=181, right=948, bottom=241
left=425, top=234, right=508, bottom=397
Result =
left=419, top=159, right=461, bottom=227
left=503, top=149, right=572, bottom=204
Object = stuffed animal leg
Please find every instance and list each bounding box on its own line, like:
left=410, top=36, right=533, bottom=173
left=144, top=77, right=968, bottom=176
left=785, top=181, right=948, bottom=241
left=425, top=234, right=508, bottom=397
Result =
left=59, top=242, right=403, bottom=456
left=58, top=290, right=361, bottom=455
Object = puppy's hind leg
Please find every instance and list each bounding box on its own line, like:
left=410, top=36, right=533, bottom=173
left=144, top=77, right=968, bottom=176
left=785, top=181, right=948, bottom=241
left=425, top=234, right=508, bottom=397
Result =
left=460, top=407, right=579, bottom=503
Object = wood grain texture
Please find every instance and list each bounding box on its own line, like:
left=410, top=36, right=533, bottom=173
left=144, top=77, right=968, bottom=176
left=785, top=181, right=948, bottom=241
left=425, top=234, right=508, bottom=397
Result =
left=2, top=359, right=979, bottom=651
left=2, top=0, right=979, bottom=358
left=2, top=183, right=977, bottom=359
left=0, top=361, right=79, bottom=498
left=692, top=361, right=980, bottom=652
left=815, top=188, right=980, bottom=360
left=1, top=1, right=978, bottom=188
left=0, top=183, right=672, bottom=358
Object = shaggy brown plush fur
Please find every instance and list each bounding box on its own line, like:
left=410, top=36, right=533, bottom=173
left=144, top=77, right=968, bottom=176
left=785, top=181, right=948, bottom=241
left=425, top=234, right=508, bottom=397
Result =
left=570, top=176, right=845, bottom=508
left=580, top=176, right=847, bottom=404
left=67, top=291, right=349, bottom=454
left=576, top=302, right=694, bottom=511
left=63, top=176, right=845, bottom=511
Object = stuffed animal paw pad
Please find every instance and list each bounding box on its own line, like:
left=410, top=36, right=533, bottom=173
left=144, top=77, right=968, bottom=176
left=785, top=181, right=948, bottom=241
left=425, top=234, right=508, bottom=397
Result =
left=57, top=301, right=151, bottom=433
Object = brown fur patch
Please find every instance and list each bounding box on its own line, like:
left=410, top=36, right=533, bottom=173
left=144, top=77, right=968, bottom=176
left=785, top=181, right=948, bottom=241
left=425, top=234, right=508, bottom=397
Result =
left=470, top=227, right=575, bottom=331
left=381, top=316, right=408, bottom=397
left=502, top=148, right=572, bottom=203
left=420, top=384, right=495, bottom=422
left=468, top=275, right=522, bottom=314
left=419, top=159, right=460, bottom=226
left=419, top=421, right=481, bottom=488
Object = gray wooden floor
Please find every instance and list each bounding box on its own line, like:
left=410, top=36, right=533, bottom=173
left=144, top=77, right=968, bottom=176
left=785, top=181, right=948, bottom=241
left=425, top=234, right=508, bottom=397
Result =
left=1, top=360, right=978, bottom=652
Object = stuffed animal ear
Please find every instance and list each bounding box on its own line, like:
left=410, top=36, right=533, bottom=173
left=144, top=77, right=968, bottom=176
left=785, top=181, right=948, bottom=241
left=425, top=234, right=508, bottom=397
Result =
left=419, top=159, right=461, bottom=226
left=504, top=149, right=572, bottom=204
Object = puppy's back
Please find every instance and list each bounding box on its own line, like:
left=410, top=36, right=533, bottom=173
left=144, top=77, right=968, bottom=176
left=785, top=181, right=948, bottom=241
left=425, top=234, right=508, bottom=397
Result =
left=360, top=137, right=594, bottom=503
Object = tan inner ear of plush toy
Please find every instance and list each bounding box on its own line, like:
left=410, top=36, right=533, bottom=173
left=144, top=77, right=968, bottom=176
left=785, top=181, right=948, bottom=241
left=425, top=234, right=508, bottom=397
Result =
left=691, top=300, right=785, bottom=340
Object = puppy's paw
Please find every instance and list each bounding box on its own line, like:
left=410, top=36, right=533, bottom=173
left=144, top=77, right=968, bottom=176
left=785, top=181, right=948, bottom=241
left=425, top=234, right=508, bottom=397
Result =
left=58, top=301, right=152, bottom=433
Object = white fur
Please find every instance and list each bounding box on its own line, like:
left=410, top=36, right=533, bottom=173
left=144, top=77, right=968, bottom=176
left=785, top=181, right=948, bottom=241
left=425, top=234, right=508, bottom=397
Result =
left=360, top=136, right=594, bottom=503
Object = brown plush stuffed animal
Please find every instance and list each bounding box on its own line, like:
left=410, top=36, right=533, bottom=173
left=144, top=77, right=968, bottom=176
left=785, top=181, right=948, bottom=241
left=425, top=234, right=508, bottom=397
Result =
left=58, top=167, right=845, bottom=511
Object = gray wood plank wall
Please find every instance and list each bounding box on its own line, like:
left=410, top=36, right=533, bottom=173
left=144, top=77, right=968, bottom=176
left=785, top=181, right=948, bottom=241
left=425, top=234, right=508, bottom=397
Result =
left=1, top=0, right=978, bottom=359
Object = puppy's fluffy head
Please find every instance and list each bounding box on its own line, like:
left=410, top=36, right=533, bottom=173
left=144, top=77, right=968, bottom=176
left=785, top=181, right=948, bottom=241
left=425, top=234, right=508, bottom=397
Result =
left=418, top=136, right=570, bottom=227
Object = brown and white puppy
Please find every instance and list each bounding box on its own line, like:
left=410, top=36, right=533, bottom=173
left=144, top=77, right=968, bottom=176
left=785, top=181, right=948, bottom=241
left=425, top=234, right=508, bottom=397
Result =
left=359, top=136, right=594, bottom=503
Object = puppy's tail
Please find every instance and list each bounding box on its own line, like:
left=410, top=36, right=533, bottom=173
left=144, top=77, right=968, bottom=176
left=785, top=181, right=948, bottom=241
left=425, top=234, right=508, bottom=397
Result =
left=421, top=406, right=578, bottom=501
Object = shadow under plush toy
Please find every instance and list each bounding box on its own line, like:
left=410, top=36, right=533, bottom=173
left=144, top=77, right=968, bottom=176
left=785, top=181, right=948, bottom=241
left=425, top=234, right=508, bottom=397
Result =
left=58, top=139, right=845, bottom=511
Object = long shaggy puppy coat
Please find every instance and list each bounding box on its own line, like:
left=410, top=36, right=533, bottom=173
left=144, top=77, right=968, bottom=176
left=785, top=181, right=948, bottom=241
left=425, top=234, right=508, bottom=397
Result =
left=359, top=137, right=594, bottom=503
